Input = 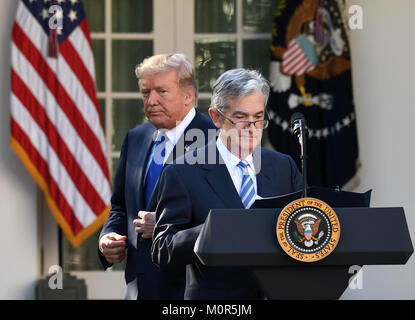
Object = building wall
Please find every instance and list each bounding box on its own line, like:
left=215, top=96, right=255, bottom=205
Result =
left=341, top=0, right=415, bottom=299
left=0, top=0, right=38, bottom=300
left=0, top=0, right=414, bottom=299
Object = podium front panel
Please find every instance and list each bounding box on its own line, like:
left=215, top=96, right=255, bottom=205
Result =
left=195, top=207, right=413, bottom=267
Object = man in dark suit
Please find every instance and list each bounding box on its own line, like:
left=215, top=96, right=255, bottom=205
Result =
left=98, top=54, right=216, bottom=300
left=151, top=68, right=302, bottom=300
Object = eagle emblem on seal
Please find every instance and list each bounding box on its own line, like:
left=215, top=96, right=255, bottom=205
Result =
left=294, top=213, right=324, bottom=247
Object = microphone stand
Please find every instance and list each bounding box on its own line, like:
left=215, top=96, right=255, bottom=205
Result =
left=291, top=114, right=308, bottom=198
left=298, top=120, right=308, bottom=198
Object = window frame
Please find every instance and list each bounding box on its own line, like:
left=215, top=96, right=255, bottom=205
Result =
left=177, top=0, right=272, bottom=104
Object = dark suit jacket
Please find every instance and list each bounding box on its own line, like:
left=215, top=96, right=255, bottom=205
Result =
left=99, top=110, right=216, bottom=300
left=151, top=139, right=303, bottom=300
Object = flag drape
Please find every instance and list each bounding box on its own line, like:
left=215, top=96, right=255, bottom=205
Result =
left=10, top=0, right=111, bottom=247
left=267, top=0, right=360, bottom=188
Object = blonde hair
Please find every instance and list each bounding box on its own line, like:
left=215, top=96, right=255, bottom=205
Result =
left=135, top=53, right=198, bottom=101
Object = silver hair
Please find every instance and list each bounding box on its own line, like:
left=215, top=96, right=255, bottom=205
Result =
left=210, top=68, right=270, bottom=111
left=135, top=53, right=198, bottom=101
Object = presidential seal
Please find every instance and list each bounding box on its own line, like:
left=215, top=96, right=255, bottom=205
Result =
left=276, top=197, right=340, bottom=262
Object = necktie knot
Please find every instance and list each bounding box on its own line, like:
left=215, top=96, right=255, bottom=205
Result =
left=237, top=160, right=249, bottom=171
left=155, top=134, right=166, bottom=146
left=152, top=134, right=167, bottom=164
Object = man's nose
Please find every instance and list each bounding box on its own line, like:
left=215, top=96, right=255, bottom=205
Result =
left=147, top=91, right=158, bottom=106
left=247, top=121, right=256, bottom=131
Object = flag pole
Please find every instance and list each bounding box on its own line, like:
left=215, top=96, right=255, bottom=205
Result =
left=58, top=226, right=63, bottom=271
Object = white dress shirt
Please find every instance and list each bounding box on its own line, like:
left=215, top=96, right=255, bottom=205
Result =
left=216, top=134, right=258, bottom=198
left=145, top=107, right=196, bottom=178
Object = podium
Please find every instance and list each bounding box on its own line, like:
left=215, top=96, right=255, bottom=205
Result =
left=194, top=188, right=413, bottom=299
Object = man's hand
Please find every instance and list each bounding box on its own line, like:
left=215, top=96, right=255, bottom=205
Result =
left=133, top=211, right=156, bottom=239
left=99, top=233, right=127, bottom=264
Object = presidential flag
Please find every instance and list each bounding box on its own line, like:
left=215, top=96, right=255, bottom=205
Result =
left=267, top=0, right=360, bottom=188
left=10, top=0, right=111, bottom=247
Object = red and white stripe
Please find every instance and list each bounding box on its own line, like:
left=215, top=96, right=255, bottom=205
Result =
left=10, top=2, right=111, bottom=247
left=282, top=40, right=315, bottom=76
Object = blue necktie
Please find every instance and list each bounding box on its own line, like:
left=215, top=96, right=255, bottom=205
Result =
left=144, top=134, right=166, bottom=207
left=237, top=161, right=255, bottom=209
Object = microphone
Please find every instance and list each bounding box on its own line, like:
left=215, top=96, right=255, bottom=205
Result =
left=290, top=112, right=308, bottom=138
left=290, top=112, right=308, bottom=198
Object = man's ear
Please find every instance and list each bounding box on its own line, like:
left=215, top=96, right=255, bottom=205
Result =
left=182, top=87, right=195, bottom=107
left=208, top=107, right=222, bottom=129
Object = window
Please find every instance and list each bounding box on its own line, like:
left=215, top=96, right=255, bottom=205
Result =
left=183, top=0, right=277, bottom=115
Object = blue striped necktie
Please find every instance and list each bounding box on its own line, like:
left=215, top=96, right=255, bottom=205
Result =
left=237, top=161, right=255, bottom=209
left=144, top=134, right=166, bottom=207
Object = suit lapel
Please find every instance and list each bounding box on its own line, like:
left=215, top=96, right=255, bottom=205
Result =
left=202, top=140, right=244, bottom=209
left=204, top=165, right=244, bottom=209
left=255, top=148, right=276, bottom=198
left=135, top=126, right=157, bottom=210
left=165, top=110, right=209, bottom=164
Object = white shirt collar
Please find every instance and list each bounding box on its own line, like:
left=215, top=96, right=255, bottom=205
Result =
left=157, top=107, right=196, bottom=144
left=216, top=133, right=259, bottom=201
left=216, top=133, right=255, bottom=171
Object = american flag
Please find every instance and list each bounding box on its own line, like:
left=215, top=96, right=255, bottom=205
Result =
left=10, top=0, right=111, bottom=247
left=282, top=35, right=318, bottom=76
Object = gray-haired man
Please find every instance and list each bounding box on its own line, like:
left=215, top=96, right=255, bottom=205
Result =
left=151, top=68, right=302, bottom=299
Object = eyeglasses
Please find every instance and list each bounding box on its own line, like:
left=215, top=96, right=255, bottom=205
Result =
left=216, top=108, right=269, bottom=129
